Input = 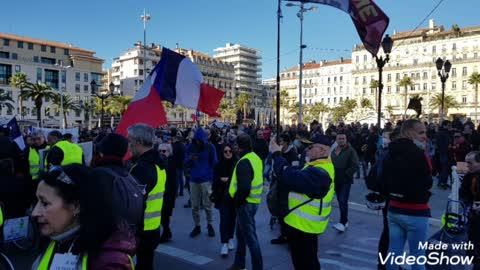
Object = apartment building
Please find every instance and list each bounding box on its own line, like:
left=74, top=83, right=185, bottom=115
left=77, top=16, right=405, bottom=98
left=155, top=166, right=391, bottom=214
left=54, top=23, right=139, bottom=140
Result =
left=0, top=33, right=103, bottom=127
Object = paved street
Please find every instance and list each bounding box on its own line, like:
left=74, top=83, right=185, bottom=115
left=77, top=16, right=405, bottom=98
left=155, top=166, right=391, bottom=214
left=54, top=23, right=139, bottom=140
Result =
left=7, top=178, right=448, bottom=270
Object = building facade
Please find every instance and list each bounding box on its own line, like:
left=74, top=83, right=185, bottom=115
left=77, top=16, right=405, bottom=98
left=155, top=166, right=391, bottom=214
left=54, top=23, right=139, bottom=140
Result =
left=352, top=20, right=480, bottom=122
left=0, top=33, right=103, bottom=127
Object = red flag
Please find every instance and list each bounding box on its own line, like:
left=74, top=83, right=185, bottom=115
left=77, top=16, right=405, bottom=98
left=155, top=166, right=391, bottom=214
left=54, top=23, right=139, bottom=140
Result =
left=287, top=0, right=389, bottom=56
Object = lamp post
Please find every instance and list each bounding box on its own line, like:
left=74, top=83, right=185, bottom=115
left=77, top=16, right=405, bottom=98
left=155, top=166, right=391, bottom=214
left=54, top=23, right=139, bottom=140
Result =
left=435, top=58, right=452, bottom=123
left=54, top=64, right=71, bottom=129
left=375, top=34, right=393, bottom=129
left=286, top=2, right=316, bottom=126
left=90, top=80, right=118, bottom=128
left=140, top=9, right=151, bottom=81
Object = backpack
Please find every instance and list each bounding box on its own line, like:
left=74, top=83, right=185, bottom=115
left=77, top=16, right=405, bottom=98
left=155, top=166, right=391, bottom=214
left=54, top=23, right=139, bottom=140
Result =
left=100, top=167, right=146, bottom=230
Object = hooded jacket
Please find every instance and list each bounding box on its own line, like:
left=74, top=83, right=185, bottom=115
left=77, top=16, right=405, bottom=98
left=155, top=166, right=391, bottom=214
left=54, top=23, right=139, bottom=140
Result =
left=130, top=148, right=166, bottom=195
left=185, top=129, right=218, bottom=183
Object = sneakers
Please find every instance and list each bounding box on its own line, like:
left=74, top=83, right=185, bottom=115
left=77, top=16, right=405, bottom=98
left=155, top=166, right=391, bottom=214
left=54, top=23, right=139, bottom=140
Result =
left=270, top=236, right=288, bottom=244
left=228, top=238, right=235, bottom=250
left=190, top=226, right=201, bottom=238
left=207, top=224, right=216, bottom=237
left=220, top=243, right=229, bottom=256
left=333, top=222, right=349, bottom=232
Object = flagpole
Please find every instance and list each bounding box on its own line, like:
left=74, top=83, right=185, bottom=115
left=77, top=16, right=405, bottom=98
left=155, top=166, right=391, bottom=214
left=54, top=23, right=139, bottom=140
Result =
left=276, top=0, right=282, bottom=140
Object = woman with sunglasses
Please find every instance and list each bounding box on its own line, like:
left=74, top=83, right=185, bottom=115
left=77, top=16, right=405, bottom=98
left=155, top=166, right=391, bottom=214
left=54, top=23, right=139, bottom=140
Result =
left=212, top=144, right=238, bottom=256
left=31, top=165, right=136, bottom=270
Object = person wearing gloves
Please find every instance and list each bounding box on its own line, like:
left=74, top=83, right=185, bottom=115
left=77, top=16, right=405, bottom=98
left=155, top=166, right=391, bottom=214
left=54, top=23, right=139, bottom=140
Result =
left=270, top=134, right=335, bottom=270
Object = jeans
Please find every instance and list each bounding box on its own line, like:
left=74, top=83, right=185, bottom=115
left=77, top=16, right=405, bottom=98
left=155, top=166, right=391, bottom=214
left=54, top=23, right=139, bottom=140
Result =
left=439, top=154, right=449, bottom=185
left=386, top=212, right=429, bottom=270
left=190, top=182, right=213, bottom=226
left=335, top=182, right=351, bottom=225
left=234, top=203, right=263, bottom=270
left=176, top=168, right=184, bottom=195
left=219, top=198, right=236, bottom=243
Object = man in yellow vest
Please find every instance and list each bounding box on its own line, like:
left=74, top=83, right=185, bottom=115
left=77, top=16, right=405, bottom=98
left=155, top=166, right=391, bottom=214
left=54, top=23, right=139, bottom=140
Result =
left=227, top=134, right=263, bottom=270
left=128, top=123, right=167, bottom=270
left=46, top=130, right=84, bottom=170
left=270, top=134, right=335, bottom=270
left=28, top=130, right=49, bottom=180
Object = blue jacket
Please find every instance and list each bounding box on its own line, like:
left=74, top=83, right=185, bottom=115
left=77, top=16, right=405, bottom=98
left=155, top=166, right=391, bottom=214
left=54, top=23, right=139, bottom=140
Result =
left=185, top=129, right=218, bottom=183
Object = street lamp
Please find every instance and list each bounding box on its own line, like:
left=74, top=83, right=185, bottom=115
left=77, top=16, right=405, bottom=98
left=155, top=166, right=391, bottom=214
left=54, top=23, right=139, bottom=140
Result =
left=54, top=64, right=71, bottom=129
left=435, top=58, right=452, bottom=122
left=286, top=2, right=317, bottom=126
left=140, top=9, right=151, bottom=81
left=90, top=80, right=119, bottom=128
left=375, top=34, right=393, bottom=129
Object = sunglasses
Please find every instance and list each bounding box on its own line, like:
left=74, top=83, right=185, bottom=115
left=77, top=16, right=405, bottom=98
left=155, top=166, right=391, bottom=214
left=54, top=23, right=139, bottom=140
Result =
left=160, top=150, right=168, bottom=153
left=224, top=150, right=232, bottom=154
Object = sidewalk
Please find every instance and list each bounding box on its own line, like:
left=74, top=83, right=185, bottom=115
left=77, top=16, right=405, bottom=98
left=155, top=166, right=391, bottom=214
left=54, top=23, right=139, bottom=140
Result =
left=344, top=176, right=452, bottom=227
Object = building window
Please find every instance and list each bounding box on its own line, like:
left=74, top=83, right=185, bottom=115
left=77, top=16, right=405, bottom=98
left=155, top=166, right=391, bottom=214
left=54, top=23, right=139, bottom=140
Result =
left=451, top=68, right=456, bottom=77
left=83, top=73, right=88, bottom=82
left=134, top=69, right=137, bottom=76
left=396, top=86, right=400, bottom=93
left=396, top=73, right=400, bottom=81
left=354, top=77, right=359, bottom=85
left=15, top=65, right=21, bottom=72
left=416, top=73, right=420, bottom=79
left=452, top=81, right=457, bottom=90
left=0, top=52, right=9, bottom=59
left=44, top=69, right=59, bottom=89
left=139, top=70, right=144, bottom=76
left=432, top=45, right=436, bottom=54
left=475, top=53, right=478, bottom=59
left=75, top=72, right=80, bottom=81
left=28, top=43, right=33, bottom=50
left=75, top=110, right=81, bottom=117
left=432, top=82, right=436, bottom=90
left=61, top=70, right=66, bottom=84
left=355, top=55, right=359, bottom=63
left=41, top=45, right=46, bottom=52
left=37, top=68, right=42, bottom=82
left=75, top=84, right=80, bottom=92
left=34, top=56, right=39, bottom=63
left=362, top=76, right=366, bottom=84
left=12, top=53, right=17, bottom=60
left=462, top=96, right=467, bottom=104
left=423, top=83, right=427, bottom=91
left=83, top=85, right=88, bottom=92
left=3, top=39, right=9, bottom=46
left=387, top=86, right=391, bottom=93
left=452, top=43, right=457, bottom=51
left=387, top=74, right=391, bottom=82
left=363, top=55, right=367, bottom=62
left=0, top=64, right=12, bottom=85
left=17, top=41, right=23, bottom=48
left=413, top=59, right=418, bottom=65
left=362, top=88, right=366, bottom=94
left=50, top=46, right=56, bottom=53
left=64, top=49, right=69, bottom=55
left=371, top=88, right=374, bottom=94
left=423, top=72, right=428, bottom=79
left=463, top=67, right=468, bottom=76
left=41, top=57, right=56, bottom=65
left=463, top=80, right=467, bottom=90
left=463, top=54, right=468, bottom=60
left=334, top=97, right=337, bottom=104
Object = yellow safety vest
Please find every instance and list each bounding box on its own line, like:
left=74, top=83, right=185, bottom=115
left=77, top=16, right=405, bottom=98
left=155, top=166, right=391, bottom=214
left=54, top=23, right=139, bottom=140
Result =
left=29, top=147, right=40, bottom=180
left=284, top=158, right=335, bottom=234
left=229, top=152, right=264, bottom=204
left=37, top=241, right=135, bottom=270
left=0, top=205, right=3, bottom=227
left=55, top=141, right=83, bottom=166
left=142, top=165, right=166, bottom=231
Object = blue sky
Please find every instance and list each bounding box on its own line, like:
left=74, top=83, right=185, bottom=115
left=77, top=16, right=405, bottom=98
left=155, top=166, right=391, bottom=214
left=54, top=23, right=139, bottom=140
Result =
left=1, top=0, right=479, bottom=80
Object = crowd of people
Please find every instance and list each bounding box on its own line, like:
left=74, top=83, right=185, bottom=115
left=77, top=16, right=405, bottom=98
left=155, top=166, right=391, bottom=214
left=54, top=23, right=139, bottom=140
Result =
left=0, top=116, right=479, bottom=270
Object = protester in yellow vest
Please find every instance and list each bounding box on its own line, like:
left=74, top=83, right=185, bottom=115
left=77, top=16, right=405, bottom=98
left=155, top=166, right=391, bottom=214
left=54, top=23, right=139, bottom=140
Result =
left=270, top=134, right=334, bottom=270
left=46, top=131, right=84, bottom=170
left=28, top=130, right=49, bottom=180
left=227, top=134, right=263, bottom=270
left=128, top=123, right=167, bottom=270
left=31, top=165, right=136, bottom=270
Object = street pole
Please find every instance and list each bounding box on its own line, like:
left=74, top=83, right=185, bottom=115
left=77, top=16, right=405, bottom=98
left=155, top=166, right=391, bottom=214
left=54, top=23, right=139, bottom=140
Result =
left=297, top=2, right=304, bottom=126
left=377, top=66, right=383, bottom=128
left=441, top=79, right=446, bottom=122
left=141, top=9, right=150, bottom=81
left=101, top=98, right=105, bottom=128
left=276, top=0, right=281, bottom=140
left=60, top=93, right=64, bottom=129
left=436, top=58, right=451, bottom=124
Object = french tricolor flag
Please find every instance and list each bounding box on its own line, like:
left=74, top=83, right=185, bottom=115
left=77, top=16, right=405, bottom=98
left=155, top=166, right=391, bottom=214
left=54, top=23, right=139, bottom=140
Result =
left=117, top=48, right=225, bottom=136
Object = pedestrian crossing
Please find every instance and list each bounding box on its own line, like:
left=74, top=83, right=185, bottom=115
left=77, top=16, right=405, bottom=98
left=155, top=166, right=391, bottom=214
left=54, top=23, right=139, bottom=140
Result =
left=321, top=239, right=378, bottom=270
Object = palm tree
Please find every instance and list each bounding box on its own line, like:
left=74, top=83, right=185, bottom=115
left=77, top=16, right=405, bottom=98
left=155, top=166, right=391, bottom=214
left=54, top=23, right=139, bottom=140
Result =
left=385, top=105, right=395, bottom=120
left=451, top=24, right=463, bottom=37
left=19, top=82, right=58, bottom=126
left=105, top=96, right=133, bottom=116
left=358, top=98, right=373, bottom=119
left=219, top=99, right=236, bottom=123
left=370, top=80, right=380, bottom=110
left=0, top=88, right=14, bottom=113
left=309, top=102, right=330, bottom=124
left=9, top=72, right=28, bottom=118
left=469, top=72, right=480, bottom=124
left=235, top=93, right=250, bottom=119
left=288, top=102, right=300, bottom=124
left=52, top=94, right=81, bottom=128
left=398, top=76, right=414, bottom=118
left=429, top=93, right=459, bottom=117
left=81, top=100, right=97, bottom=129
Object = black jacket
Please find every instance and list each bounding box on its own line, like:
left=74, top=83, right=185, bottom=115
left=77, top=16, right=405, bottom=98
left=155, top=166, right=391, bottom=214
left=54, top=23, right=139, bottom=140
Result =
left=162, top=155, right=177, bottom=217
left=253, top=138, right=269, bottom=161
left=212, top=155, right=237, bottom=208
left=130, top=149, right=167, bottom=196
left=172, top=141, right=186, bottom=170
left=380, top=138, right=432, bottom=210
